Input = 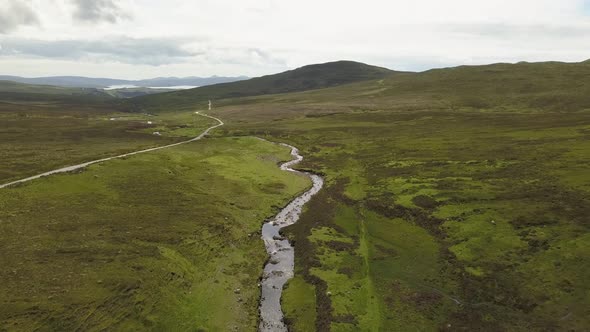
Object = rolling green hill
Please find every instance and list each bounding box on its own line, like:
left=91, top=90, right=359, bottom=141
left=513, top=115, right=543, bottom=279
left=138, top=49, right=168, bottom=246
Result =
left=132, top=61, right=397, bottom=111
left=217, top=60, right=590, bottom=113
left=0, top=80, right=102, bottom=95
left=2, top=58, right=589, bottom=331
left=0, top=80, right=175, bottom=102
left=365, top=60, right=590, bottom=111
left=133, top=59, right=590, bottom=114
left=200, top=59, right=590, bottom=331
left=0, top=80, right=115, bottom=103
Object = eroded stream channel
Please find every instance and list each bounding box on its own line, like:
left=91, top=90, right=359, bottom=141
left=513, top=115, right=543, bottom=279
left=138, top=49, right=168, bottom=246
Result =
left=259, top=143, right=324, bottom=332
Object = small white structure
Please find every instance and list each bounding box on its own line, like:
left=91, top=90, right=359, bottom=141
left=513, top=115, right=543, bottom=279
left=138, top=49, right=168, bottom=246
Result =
left=109, top=118, right=116, bottom=121
left=147, top=121, right=153, bottom=125
left=152, top=131, right=161, bottom=136
left=208, top=100, right=212, bottom=111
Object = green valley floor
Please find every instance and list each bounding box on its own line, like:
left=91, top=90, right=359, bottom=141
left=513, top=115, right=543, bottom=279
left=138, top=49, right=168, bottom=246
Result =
left=0, top=136, right=310, bottom=331
left=2, top=59, right=590, bottom=331
left=212, top=105, right=590, bottom=331
left=0, top=102, right=217, bottom=183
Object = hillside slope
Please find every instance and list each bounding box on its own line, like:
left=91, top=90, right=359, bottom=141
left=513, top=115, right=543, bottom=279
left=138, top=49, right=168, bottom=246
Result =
left=0, top=80, right=176, bottom=102
left=202, top=59, right=590, bottom=331
left=258, top=60, right=590, bottom=112
left=0, top=80, right=116, bottom=103
left=378, top=60, right=590, bottom=111
left=0, top=80, right=107, bottom=96
left=132, top=61, right=398, bottom=111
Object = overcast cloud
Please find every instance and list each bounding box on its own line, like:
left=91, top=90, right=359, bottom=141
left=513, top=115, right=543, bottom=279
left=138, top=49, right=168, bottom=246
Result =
left=0, top=0, right=589, bottom=79
left=71, top=0, right=131, bottom=23
left=0, top=0, right=39, bottom=33
left=0, top=37, right=198, bottom=65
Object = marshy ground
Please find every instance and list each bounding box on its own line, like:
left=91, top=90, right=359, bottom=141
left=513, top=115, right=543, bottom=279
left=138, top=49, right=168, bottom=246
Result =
left=1, top=60, right=589, bottom=331
left=212, top=104, right=590, bottom=331
left=0, top=132, right=309, bottom=331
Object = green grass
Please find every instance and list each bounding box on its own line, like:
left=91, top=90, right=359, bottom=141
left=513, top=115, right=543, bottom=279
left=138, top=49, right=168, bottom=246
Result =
left=132, top=61, right=397, bottom=111
left=0, top=80, right=117, bottom=104
left=209, top=83, right=590, bottom=330
left=282, top=276, right=317, bottom=332
left=0, top=136, right=310, bottom=331
left=3, top=59, right=590, bottom=331
left=0, top=101, right=216, bottom=183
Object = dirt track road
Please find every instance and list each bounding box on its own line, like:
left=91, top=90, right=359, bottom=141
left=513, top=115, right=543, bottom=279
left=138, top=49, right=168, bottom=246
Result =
left=0, top=113, right=224, bottom=189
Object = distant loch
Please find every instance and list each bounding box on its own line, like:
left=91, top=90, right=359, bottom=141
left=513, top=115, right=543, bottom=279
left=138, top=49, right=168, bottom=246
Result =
left=104, top=85, right=199, bottom=90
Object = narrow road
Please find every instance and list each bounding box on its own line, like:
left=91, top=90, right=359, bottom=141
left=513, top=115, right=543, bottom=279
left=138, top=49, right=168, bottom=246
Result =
left=0, top=113, right=224, bottom=189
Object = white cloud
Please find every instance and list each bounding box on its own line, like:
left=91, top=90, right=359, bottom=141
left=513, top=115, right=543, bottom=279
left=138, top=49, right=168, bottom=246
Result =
left=71, top=0, right=131, bottom=23
left=0, top=0, right=589, bottom=78
left=0, top=0, right=39, bottom=33
left=0, top=36, right=199, bottom=65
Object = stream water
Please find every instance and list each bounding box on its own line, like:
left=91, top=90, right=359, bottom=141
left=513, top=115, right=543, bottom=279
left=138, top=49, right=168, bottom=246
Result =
left=259, top=143, right=324, bottom=332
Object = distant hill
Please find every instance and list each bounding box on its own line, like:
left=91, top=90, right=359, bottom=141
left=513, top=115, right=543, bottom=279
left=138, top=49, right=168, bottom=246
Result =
left=132, top=61, right=399, bottom=110
left=345, top=60, right=590, bottom=111
left=0, top=79, right=201, bottom=102
left=0, top=80, right=101, bottom=95
left=204, top=60, right=590, bottom=113
left=8, top=59, right=586, bottom=113
left=0, top=80, right=115, bottom=102
left=0, top=75, right=249, bottom=89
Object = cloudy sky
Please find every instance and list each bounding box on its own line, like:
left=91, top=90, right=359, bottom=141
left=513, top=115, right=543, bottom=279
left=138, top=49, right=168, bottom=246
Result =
left=1, top=0, right=590, bottom=79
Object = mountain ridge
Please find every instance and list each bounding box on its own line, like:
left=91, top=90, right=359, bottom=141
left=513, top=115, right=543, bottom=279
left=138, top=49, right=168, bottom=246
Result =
left=0, top=75, right=249, bottom=89
left=132, top=60, right=399, bottom=110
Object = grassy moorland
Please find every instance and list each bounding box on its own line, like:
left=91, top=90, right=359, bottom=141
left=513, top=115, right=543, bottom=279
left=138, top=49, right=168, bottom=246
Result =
left=0, top=99, right=218, bottom=183
left=0, top=80, right=116, bottom=104
left=0, top=136, right=310, bottom=331
left=133, top=61, right=397, bottom=111
left=202, top=60, right=590, bottom=331
left=2, top=59, right=589, bottom=331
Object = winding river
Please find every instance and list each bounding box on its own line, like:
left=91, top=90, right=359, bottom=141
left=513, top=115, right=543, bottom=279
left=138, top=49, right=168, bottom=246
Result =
left=1, top=114, right=324, bottom=330
left=259, top=143, right=324, bottom=332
